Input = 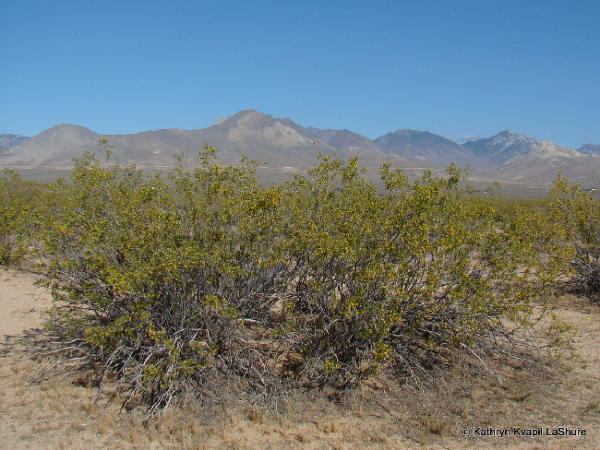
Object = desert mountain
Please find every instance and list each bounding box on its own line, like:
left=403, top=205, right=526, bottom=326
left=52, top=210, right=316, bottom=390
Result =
left=375, top=129, right=481, bottom=167
left=462, top=131, right=600, bottom=185
left=462, top=131, right=545, bottom=164
left=197, top=111, right=409, bottom=167
left=578, top=143, right=600, bottom=155
left=0, top=125, right=100, bottom=167
left=493, top=141, right=600, bottom=185
left=0, top=134, right=29, bottom=151
left=0, top=111, right=411, bottom=169
left=1, top=111, right=599, bottom=186
left=305, top=127, right=386, bottom=157
left=0, top=123, right=214, bottom=168
left=188, top=110, right=335, bottom=167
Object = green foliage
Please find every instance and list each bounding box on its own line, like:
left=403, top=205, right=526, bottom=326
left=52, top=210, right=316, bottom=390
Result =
left=38, top=148, right=287, bottom=413
left=30, top=148, right=564, bottom=412
left=0, top=169, right=41, bottom=265
left=273, top=160, right=551, bottom=386
left=550, top=177, right=600, bottom=299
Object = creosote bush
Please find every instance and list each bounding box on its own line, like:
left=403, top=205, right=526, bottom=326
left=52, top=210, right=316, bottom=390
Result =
left=275, top=160, right=558, bottom=387
left=550, top=176, right=600, bottom=299
left=0, top=169, right=41, bottom=265
left=30, top=147, right=569, bottom=412
left=39, top=149, right=287, bottom=413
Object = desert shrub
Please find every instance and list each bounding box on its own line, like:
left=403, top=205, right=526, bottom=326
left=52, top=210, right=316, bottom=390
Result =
left=0, top=169, right=41, bottom=265
left=38, top=149, right=292, bottom=413
left=37, top=149, right=558, bottom=412
left=273, top=159, right=554, bottom=387
left=550, top=177, right=600, bottom=299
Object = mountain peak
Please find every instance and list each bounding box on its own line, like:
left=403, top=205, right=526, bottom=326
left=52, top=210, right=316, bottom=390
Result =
left=377, top=128, right=459, bottom=144
left=375, top=128, right=472, bottom=166
left=231, top=109, right=273, bottom=120
left=36, top=123, right=96, bottom=138
left=578, top=143, right=600, bottom=155
left=305, top=127, right=385, bottom=157
left=496, top=130, right=517, bottom=136
left=463, top=130, right=543, bottom=163
left=209, top=110, right=281, bottom=131
left=490, top=130, right=538, bottom=143
left=47, top=123, right=94, bottom=132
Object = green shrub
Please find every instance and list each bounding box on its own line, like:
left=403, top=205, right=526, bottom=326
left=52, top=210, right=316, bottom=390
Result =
left=0, top=169, right=41, bottom=265
left=550, top=177, right=600, bottom=299
left=274, top=159, right=553, bottom=387
left=38, top=149, right=289, bottom=412
left=36, top=149, right=558, bottom=412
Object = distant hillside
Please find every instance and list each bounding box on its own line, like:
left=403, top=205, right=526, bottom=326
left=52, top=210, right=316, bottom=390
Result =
left=0, top=123, right=211, bottom=168
left=578, top=143, right=600, bottom=155
left=0, top=111, right=412, bottom=169
left=305, top=127, right=386, bottom=157
left=493, top=141, right=600, bottom=185
left=462, top=130, right=541, bottom=163
left=375, top=129, right=482, bottom=167
left=189, top=110, right=336, bottom=167
left=1, top=110, right=599, bottom=186
left=0, top=134, right=29, bottom=151
left=0, top=125, right=101, bottom=167
left=463, top=132, right=600, bottom=185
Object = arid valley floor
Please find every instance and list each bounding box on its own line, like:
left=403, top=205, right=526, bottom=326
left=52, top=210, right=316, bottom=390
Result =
left=1, top=267, right=600, bottom=449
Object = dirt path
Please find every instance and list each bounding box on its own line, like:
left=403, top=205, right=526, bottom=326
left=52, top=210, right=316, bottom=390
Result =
left=1, top=267, right=599, bottom=449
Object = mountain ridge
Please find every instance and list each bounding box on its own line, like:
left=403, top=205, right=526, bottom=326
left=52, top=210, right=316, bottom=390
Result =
left=2, top=110, right=599, bottom=185
left=578, top=143, right=600, bottom=155
left=375, top=129, right=485, bottom=167
left=0, top=134, right=30, bottom=151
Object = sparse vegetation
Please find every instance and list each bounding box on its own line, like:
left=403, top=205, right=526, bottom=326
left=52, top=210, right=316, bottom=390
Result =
left=2, top=149, right=600, bottom=447
left=550, top=176, right=600, bottom=300
left=3, top=146, right=570, bottom=415
left=2, top=144, right=598, bottom=419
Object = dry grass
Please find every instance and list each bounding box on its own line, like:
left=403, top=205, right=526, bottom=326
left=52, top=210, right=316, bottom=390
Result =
left=2, top=267, right=600, bottom=449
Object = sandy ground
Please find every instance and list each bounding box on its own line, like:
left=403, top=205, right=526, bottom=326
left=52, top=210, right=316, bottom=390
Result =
left=0, top=267, right=51, bottom=336
left=1, top=267, right=600, bottom=449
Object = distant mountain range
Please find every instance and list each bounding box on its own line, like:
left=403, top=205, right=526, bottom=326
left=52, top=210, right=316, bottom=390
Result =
left=578, top=143, right=600, bottom=155
left=0, top=134, right=29, bottom=151
left=374, top=129, right=484, bottom=167
left=1, top=110, right=599, bottom=186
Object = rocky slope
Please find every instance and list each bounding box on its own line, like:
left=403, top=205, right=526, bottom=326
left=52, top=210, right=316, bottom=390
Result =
left=462, top=130, right=542, bottom=164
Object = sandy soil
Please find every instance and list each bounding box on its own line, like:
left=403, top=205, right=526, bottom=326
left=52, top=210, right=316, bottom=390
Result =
left=0, top=268, right=52, bottom=337
left=1, top=267, right=599, bottom=449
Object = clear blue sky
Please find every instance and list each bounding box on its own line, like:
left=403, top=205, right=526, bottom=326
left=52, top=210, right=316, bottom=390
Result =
left=2, top=0, right=599, bottom=147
